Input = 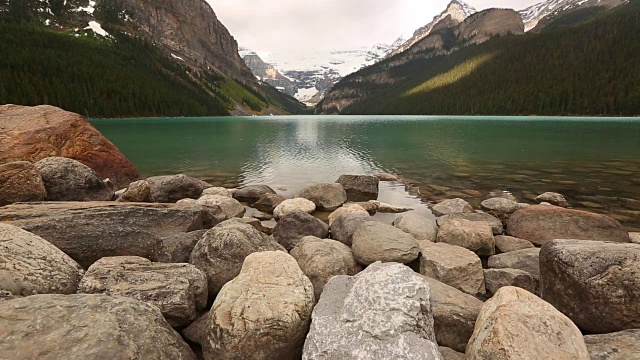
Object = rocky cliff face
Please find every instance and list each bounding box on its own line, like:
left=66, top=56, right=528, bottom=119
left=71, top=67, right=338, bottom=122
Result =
left=241, top=52, right=297, bottom=96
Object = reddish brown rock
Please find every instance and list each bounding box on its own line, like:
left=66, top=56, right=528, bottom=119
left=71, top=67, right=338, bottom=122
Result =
left=0, top=161, right=46, bottom=206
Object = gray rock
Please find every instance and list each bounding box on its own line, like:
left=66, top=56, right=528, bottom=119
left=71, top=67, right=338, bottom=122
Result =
left=35, top=157, right=113, bottom=201
left=233, top=185, right=276, bottom=204
left=488, top=248, right=541, bottom=283
left=303, top=262, right=442, bottom=360
left=201, top=187, right=232, bottom=198
left=536, top=192, right=569, bottom=207
left=437, top=212, right=504, bottom=235
left=329, top=214, right=373, bottom=246
left=182, top=313, right=208, bottom=345
left=295, top=183, right=347, bottom=211
left=190, top=219, right=285, bottom=298
left=540, top=240, right=640, bottom=333
left=272, top=211, right=329, bottom=251
left=0, top=294, right=196, bottom=360
left=327, top=203, right=369, bottom=226
left=436, top=218, right=495, bottom=256
left=494, top=235, right=534, bottom=253
left=630, top=232, right=640, bottom=244
left=374, top=173, right=400, bottom=181
left=394, top=213, right=438, bottom=243
left=0, top=223, right=84, bottom=296
left=252, top=193, right=285, bottom=213
left=372, top=200, right=414, bottom=213
left=431, top=198, right=473, bottom=217
left=438, top=347, right=464, bottom=360
left=205, top=251, right=314, bottom=360
left=483, top=268, right=536, bottom=296
left=146, top=174, right=210, bottom=203
left=352, top=221, right=420, bottom=265
left=252, top=211, right=273, bottom=221
left=336, top=174, right=379, bottom=202
left=273, top=198, right=316, bottom=219
left=0, top=161, right=46, bottom=206
left=419, top=241, right=485, bottom=296
left=78, top=256, right=208, bottom=328
left=480, top=197, right=519, bottom=214
left=154, top=230, right=207, bottom=263
left=584, top=329, right=640, bottom=360
left=117, top=179, right=151, bottom=202
left=197, top=195, right=245, bottom=219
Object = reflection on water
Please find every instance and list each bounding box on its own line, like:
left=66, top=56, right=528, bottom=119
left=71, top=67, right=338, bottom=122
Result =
left=92, top=115, right=640, bottom=230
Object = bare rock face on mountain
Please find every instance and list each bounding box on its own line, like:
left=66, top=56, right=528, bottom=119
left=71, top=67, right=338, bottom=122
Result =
left=455, top=9, right=524, bottom=45
left=242, top=53, right=297, bottom=96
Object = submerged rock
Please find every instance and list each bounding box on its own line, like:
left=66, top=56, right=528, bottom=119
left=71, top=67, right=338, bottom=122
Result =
left=35, top=157, right=113, bottom=201
left=0, top=161, right=46, bottom=206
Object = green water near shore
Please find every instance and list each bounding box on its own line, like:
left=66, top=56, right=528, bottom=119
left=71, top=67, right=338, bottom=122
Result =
left=92, top=115, right=640, bottom=230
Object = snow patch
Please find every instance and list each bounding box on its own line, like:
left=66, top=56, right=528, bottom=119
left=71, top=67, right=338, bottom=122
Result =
left=171, top=53, right=185, bottom=61
left=74, top=0, right=96, bottom=15
left=85, top=21, right=110, bottom=37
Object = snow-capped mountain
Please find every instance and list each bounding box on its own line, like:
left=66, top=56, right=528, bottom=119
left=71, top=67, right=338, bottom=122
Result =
left=519, top=0, right=627, bottom=31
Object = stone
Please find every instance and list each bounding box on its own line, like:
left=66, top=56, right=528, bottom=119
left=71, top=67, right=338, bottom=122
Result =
left=439, top=347, right=464, bottom=360
left=352, top=221, right=420, bottom=265
left=252, top=193, right=285, bottom=213
left=436, top=218, right=495, bottom=256
left=0, top=105, right=138, bottom=188
left=540, top=240, right=640, bottom=333
left=351, top=200, right=379, bottom=214
left=483, top=268, right=536, bottom=296
left=0, top=294, right=196, bottom=359
left=374, top=172, right=400, bottom=181
left=0, top=161, right=46, bottom=206
left=437, top=212, right=504, bottom=235
left=327, top=203, right=369, bottom=226
left=0, top=223, right=84, bottom=296
left=273, top=198, right=316, bottom=219
left=190, top=219, right=285, bottom=298
left=480, top=197, right=519, bottom=214
left=630, top=232, right=640, bottom=244
left=419, top=241, right=485, bottom=296
left=507, top=205, right=630, bottom=247
left=116, top=179, right=151, bottom=202
left=423, top=277, right=483, bottom=353
left=35, top=157, right=113, bottom=201
left=372, top=200, right=414, bottom=213
left=147, top=174, right=210, bottom=203
left=494, top=235, right=534, bottom=253
left=78, top=256, right=207, bottom=328
left=232, top=185, right=276, bottom=204
left=431, top=198, right=473, bottom=217
left=197, top=195, right=245, bottom=219
left=584, top=329, right=640, bottom=360
left=488, top=248, right=541, bottom=282
left=336, top=174, right=380, bottom=202
left=290, top=236, right=361, bottom=301
left=204, top=251, right=314, bottom=360
left=302, top=262, right=441, bottom=360
left=182, top=313, right=208, bottom=345
left=252, top=211, right=273, bottom=221
left=0, top=202, right=206, bottom=268
left=272, top=211, right=329, bottom=250
left=394, top=213, right=438, bottom=243
left=201, top=187, right=232, bottom=198
left=153, top=230, right=207, bottom=263
left=329, top=214, right=373, bottom=246
left=535, top=192, right=569, bottom=207
left=465, top=287, right=590, bottom=360
left=295, top=183, right=347, bottom=211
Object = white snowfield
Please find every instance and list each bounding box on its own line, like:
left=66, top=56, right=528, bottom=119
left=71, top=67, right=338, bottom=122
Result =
left=85, top=21, right=110, bottom=38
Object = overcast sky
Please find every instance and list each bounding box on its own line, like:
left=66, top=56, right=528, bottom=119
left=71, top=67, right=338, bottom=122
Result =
left=208, top=0, right=541, bottom=52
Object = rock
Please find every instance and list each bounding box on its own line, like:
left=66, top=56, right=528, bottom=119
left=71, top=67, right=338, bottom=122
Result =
left=35, top=157, right=113, bottom=201
left=336, top=174, right=379, bottom=202
left=0, top=290, right=15, bottom=301
left=480, top=197, right=519, bottom=214
left=431, top=198, right=473, bottom=217
left=182, top=313, right=208, bottom=345
left=436, top=218, right=495, bottom=256
left=0, top=223, right=84, bottom=296
left=423, top=277, right=483, bottom=353
left=465, top=286, right=590, bottom=360
left=516, top=202, right=529, bottom=210
left=483, top=268, right=535, bottom=296
left=536, top=192, right=569, bottom=207
left=507, top=205, right=630, bottom=246
left=439, top=347, right=464, bottom=360
left=272, top=211, right=329, bottom=250
left=154, top=230, right=207, bottom=263
left=190, top=219, right=285, bottom=298
left=201, top=187, right=232, bottom=198
left=494, top=235, right=534, bottom=253
left=351, top=200, right=379, bottom=214
left=584, top=329, right=640, bottom=360
left=204, top=251, right=314, bottom=360
left=488, top=248, right=541, bottom=282
left=419, top=241, right=485, bottom=296
left=116, top=179, right=151, bottom=202
left=273, top=198, right=316, bottom=219
left=78, top=256, right=207, bottom=328
left=374, top=172, right=400, bottom=181
left=232, top=185, right=276, bottom=204
left=252, top=211, right=273, bottom=221
left=295, top=183, right=347, bottom=211
left=327, top=203, right=369, bottom=226
left=329, top=214, right=373, bottom=246
left=0, top=161, right=46, bottom=206
left=290, top=236, right=362, bottom=301
left=0, top=294, right=196, bottom=359
left=197, top=195, right=245, bottom=219
left=372, top=200, right=414, bottom=213
left=177, top=198, right=197, bottom=206
left=394, top=213, right=438, bottom=243
left=630, top=232, right=640, bottom=244
left=437, top=212, right=504, bottom=235
left=0, top=105, right=139, bottom=189
left=252, top=193, right=285, bottom=213
left=540, top=240, right=640, bottom=333
left=147, top=174, right=210, bottom=203
left=0, top=202, right=206, bottom=268
left=352, top=221, right=420, bottom=265
left=302, top=262, right=441, bottom=360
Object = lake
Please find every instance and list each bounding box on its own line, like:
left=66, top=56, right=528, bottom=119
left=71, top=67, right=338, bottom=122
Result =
left=92, top=115, right=640, bottom=230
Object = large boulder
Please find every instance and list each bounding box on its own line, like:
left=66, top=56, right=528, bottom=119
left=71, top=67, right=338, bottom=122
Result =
left=507, top=205, right=630, bottom=246
left=295, top=183, right=347, bottom=211
left=480, top=197, right=519, bottom=215
left=201, top=187, right=232, bottom=198
left=336, top=174, right=379, bottom=202
left=303, top=262, right=442, bottom=360
left=540, top=240, right=640, bottom=333
left=272, top=211, right=329, bottom=250
left=439, top=347, right=464, bottom=360
left=0, top=223, right=84, bottom=296
left=204, top=251, right=314, bottom=360
left=431, top=198, right=473, bottom=217
left=584, top=329, right=640, bottom=360
left=0, top=105, right=138, bottom=188
left=290, top=236, right=362, bottom=301
left=190, top=219, right=285, bottom=298
left=352, top=221, right=420, bottom=265
left=394, top=213, right=438, bottom=243
left=419, top=241, right=485, bottom=296
left=78, top=256, right=207, bottom=327
left=116, top=179, right=151, bottom=202
left=631, top=232, right=640, bottom=244
left=0, top=294, right=196, bottom=360
left=329, top=214, right=373, bottom=246
left=327, top=203, right=369, bottom=226
left=153, top=230, right=207, bottom=263
left=483, top=268, right=536, bottom=296
left=197, top=195, right=245, bottom=219
left=494, top=235, right=534, bottom=253
left=437, top=212, right=504, bottom=235
left=233, top=185, right=276, bottom=204
left=35, top=157, right=113, bottom=201
left=465, top=286, right=590, bottom=360
left=147, top=174, right=210, bottom=203
left=0, top=202, right=206, bottom=268
left=436, top=218, right=495, bottom=256
left=253, top=193, right=285, bottom=213
left=273, top=198, right=316, bottom=219
left=488, top=248, right=541, bottom=281
left=0, top=161, right=46, bottom=206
